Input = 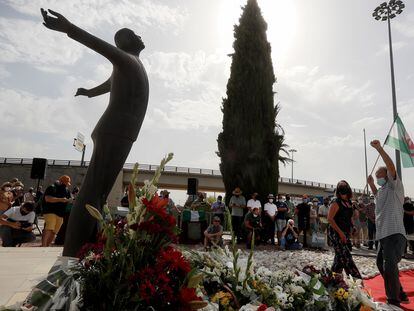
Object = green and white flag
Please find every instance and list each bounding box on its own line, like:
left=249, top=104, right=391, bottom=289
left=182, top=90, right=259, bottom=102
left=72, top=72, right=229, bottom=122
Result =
left=385, top=116, right=414, bottom=168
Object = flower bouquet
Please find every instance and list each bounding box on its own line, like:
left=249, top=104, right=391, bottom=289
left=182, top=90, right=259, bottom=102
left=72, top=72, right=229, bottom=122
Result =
left=185, top=211, right=377, bottom=311
left=10, top=154, right=207, bottom=311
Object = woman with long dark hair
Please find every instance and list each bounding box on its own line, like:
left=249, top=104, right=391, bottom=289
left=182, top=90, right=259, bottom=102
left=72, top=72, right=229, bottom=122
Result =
left=327, top=180, right=362, bottom=279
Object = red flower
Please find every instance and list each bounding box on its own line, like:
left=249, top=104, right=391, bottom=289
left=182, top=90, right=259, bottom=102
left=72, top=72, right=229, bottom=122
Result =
left=77, top=241, right=104, bottom=260
left=157, top=248, right=191, bottom=275
left=258, top=304, right=268, bottom=311
left=139, top=280, right=156, bottom=302
left=179, top=287, right=200, bottom=304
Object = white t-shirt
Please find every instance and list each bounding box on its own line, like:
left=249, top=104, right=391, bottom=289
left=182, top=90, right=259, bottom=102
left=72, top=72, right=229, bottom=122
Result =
left=3, top=206, right=35, bottom=223
left=247, top=199, right=262, bottom=211
left=264, top=202, right=277, bottom=217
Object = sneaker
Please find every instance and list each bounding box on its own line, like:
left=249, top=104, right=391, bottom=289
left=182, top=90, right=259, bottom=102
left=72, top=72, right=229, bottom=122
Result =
left=400, top=292, right=409, bottom=304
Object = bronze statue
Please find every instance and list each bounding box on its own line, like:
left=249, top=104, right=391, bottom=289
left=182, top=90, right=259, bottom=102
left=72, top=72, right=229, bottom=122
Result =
left=41, top=9, right=149, bottom=257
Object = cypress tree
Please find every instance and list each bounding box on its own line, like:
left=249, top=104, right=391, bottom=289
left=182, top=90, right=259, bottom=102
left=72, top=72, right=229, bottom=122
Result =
left=217, top=0, right=284, bottom=203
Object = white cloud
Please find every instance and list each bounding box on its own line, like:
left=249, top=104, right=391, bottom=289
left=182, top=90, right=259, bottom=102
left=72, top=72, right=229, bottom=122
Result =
left=394, top=13, right=414, bottom=38
left=4, top=0, right=188, bottom=32
left=351, top=117, right=385, bottom=129
left=0, top=65, right=10, bottom=79
left=0, top=87, right=87, bottom=136
left=149, top=84, right=223, bottom=130
left=0, top=18, right=84, bottom=68
left=280, top=66, right=374, bottom=109
left=144, top=50, right=226, bottom=89
left=289, top=123, right=307, bottom=128
left=375, top=41, right=407, bottom=57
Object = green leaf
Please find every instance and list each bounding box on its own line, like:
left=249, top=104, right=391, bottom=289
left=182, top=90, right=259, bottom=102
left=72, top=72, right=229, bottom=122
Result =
left=187, top=273, right=204, bottom=288
left=85, top=204, right=103, bottom=221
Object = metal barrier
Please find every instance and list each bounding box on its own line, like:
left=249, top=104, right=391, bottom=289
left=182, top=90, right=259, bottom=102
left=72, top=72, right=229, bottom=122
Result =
left=0, top=157, right=364, bottom=193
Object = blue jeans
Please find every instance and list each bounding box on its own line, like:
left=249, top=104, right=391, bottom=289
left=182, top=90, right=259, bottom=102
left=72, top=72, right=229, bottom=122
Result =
left=280, top=237, right=302, bottom=250
left=0, top=226, right=36, bottom=247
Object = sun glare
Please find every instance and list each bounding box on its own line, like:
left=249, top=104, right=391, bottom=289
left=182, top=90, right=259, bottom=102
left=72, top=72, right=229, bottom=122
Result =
left=217, top=0, right=297, bottom=63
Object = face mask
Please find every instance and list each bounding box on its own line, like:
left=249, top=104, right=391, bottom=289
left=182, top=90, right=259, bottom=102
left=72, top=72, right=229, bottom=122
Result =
left=303, top=199, right=308, bottom=203
left=313, top=202, right=318, bottom=206
left=377, top=178, right=386, bottom=187
left=370, top=199, right=375, bottom=204
left=253, top=214, right=258, bottom=218
left=338, top=186, right=349, bottom=196
left=269, top=199, right=274, bottom=203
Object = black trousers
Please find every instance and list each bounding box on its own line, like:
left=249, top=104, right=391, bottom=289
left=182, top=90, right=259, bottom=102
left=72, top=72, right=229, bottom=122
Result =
left=377, top=233, right=406, bottom=302
left=232, top=216, right=243, bottom=242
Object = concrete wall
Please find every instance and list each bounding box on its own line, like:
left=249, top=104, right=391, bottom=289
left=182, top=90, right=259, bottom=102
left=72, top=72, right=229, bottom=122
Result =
left=0, top=163, right=357, bottom=207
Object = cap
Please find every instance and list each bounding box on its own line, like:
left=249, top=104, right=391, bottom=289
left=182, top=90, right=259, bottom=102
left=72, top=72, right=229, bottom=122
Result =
left=58, top=175, right=71, bottom=186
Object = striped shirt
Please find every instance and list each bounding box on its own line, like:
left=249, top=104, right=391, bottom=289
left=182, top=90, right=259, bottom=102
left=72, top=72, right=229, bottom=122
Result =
left=375, top=171, right=406, bottom=241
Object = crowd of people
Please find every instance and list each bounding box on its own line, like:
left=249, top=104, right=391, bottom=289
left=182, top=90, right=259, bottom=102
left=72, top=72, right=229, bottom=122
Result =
left=205, top=140, right=413, bottom=307
left=0, top=141, right=413, bottom=306
left=0, top=175, right=78, bottom=247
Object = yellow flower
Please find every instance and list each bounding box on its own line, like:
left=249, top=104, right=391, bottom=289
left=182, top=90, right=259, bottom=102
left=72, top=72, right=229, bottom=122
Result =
left=337, top=288, right=345, bottom=296
left=343, top=291, right=349, bottom=299
left=221, top=297, right=230, bottom=306
left=212, top=291, right=227, bottom=303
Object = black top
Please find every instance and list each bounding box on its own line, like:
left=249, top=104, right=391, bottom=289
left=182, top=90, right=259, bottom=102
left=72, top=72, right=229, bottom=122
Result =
left=333, top=198, right=354, bottom=234
left=403, top=202, right=414, bottom=234
left=296, top=202, right=310, bottom=220
left=42, top=183, right=71, bottom=217
left=244, top=212, right=261, bottom=229
left=276, top=201, right=288, bottom=219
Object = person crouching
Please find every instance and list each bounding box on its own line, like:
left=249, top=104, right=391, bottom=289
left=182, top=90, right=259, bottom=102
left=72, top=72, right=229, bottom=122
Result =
left=244, top=206, right=262, bottom=249
left=204, top=216, right=223, bottom=251
left=0, top=202, right=36, bottom=247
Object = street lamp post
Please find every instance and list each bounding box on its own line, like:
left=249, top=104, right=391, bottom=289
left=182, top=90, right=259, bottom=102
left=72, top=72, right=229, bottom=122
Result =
left=373, top=0, right=405, bottom=179
left=288, top=149, right=297, bottom=182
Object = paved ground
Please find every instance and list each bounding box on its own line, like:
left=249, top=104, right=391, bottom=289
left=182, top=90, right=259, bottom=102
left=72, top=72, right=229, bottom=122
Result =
left=0, top=247, right=63, bottom=307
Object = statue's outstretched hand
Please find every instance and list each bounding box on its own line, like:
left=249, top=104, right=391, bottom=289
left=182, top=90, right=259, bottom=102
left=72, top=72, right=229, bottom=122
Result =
left=41, top=8, right=71, bottom=33
left=75, top=88, right=89, bottom=97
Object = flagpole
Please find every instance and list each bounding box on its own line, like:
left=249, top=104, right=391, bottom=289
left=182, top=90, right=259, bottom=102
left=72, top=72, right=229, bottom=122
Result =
left=364, top=115, right=398, bottom=194
left=363, top=129, right=369, bottom=195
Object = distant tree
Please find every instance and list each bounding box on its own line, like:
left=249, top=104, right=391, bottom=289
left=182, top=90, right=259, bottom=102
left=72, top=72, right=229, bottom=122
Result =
left=217, top=0, right=286, bottom=203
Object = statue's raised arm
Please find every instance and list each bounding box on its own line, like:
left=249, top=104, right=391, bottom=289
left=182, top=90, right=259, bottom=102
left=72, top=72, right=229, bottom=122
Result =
left=41, top=8, right=136, bottom=67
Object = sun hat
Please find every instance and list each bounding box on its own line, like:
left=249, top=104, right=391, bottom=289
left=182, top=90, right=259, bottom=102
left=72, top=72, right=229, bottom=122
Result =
left=232, top=187, right=242, bottom=195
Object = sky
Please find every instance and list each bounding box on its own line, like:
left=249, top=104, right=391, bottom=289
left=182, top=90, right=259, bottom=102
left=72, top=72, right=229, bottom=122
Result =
left=1, top=0, right=414, bottom=201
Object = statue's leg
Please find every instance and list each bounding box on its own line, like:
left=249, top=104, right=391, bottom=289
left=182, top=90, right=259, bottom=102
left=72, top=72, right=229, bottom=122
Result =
left=63, top=133, right=133, bottom=257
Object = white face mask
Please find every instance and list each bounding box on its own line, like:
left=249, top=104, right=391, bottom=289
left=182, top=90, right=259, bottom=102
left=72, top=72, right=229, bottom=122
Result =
left=253, top=213, right=258, bottom=218
left=269, top=199, right=274, bottom=203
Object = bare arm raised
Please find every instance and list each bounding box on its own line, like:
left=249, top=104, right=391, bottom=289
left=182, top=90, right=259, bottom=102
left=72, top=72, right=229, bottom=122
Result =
left=41, top=9, right=130, bottom=66
left=370, top=139, right=397, bottom=179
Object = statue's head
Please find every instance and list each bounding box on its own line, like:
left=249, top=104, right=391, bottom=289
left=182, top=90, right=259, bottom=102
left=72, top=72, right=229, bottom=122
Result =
left=114, top=28, right=145, bottom=53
